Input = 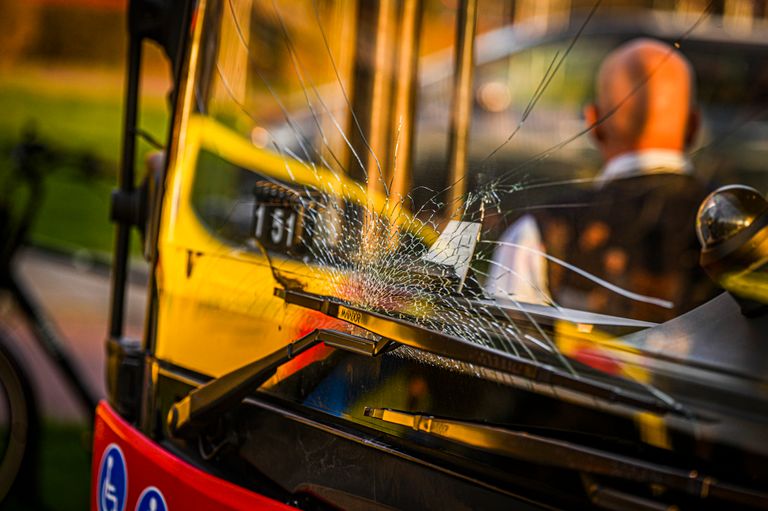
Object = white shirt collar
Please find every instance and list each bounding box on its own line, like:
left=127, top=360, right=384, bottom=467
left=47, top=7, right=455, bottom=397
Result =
left=599, top=149, right=693, bottom=183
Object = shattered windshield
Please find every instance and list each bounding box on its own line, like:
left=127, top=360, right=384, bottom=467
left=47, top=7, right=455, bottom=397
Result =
left=187, top=0, right=768, bottom=394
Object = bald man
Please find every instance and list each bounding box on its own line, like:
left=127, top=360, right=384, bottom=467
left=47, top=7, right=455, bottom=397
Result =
left=487, top=38, right=716, bottom=322
left=585, top=38, right=700, bottom=180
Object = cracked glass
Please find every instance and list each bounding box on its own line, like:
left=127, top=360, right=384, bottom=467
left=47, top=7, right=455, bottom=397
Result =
left=178, top=0, right=768, bottom=428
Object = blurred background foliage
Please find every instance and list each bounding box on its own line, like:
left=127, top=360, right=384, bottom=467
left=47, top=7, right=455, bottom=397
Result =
left=0, top=0, right=169, bottom=258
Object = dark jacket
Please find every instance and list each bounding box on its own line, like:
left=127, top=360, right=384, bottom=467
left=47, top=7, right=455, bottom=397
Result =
left=533, top=172, right=717, bottom=322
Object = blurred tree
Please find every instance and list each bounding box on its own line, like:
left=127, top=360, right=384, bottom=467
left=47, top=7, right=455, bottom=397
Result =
left=0, top=1, right=41, bottom=69
left=32, top=5, right=124, bottom=67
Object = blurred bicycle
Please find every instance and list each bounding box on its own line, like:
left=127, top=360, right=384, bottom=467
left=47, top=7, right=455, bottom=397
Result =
left=0, top=126, right=99, bottom=504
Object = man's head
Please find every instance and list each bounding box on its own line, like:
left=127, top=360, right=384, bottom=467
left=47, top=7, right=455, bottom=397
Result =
left=584, top=38, right=699, bottom=162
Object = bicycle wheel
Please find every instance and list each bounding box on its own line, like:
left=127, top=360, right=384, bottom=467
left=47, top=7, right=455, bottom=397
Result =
left=0, top=336, right=35, bottom=501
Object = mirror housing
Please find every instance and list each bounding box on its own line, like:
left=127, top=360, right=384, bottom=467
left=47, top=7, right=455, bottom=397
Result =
left=109, top=152, right=164, bottom=261
left=697, top=185, right=768, bottom=315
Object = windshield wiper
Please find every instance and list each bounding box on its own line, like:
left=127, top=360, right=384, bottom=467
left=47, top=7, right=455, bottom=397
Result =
left=276, top=288, right=691, bottom=419
left=167, top=328, right=391, bottom=437
left=364, top=407, right=768, bottom=509
left=167, top=286, right=690, bottom=438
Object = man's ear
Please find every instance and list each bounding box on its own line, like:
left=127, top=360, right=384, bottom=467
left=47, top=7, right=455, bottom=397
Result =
left=584, top=103, right=604, bottom=143
left=684, top=108, right=700, bottom=149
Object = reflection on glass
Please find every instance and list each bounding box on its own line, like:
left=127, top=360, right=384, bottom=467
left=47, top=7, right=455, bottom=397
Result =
left=187, top=0, right=768, bottom=388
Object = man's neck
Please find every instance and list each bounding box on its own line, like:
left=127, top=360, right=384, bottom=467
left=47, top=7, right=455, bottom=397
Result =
left=600, top=149, right=692, bottom=182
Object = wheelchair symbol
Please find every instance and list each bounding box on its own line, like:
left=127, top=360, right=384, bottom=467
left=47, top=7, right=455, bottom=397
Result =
left=98, top=444, right=127, bottom=511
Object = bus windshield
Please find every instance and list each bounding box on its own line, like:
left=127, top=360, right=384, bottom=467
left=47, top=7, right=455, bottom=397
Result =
left=186, top=0, right=768, bottom=397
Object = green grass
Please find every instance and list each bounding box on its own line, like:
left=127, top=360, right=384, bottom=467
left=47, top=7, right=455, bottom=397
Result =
left=0, top=65, right=168, bottom=257
left=37, top=422, right=91, bottom=511
left=0, top=67, right=168, bottom=163
left=29, top=172, right=145, bottom=258
left=30, top=173, right=117, bottom=257
left=0, top=153, right=142, bottom=258
left=3, top=421, right=91, bottom=511
left=0, top=86, right=122, bottom=163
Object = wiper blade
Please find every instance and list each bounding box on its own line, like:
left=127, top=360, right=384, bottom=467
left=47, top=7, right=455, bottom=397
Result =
left=276, top=288, right=691, bottom=418
left=365, top=408, right=768, bottom=509
left=167, top=328, right=390, bottom=437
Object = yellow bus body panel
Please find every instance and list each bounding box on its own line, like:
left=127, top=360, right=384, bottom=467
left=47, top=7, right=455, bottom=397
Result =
left=154, top=115, right=433, bottom=377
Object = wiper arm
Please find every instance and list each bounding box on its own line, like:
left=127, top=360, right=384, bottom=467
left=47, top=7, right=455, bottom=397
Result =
left=168, top=286, right=691, bottom=437
left=365, top=408, right=768, bottom=509
left=276, top=288, right=691, bottom=419
left=167, top=328, right=390, bottom=437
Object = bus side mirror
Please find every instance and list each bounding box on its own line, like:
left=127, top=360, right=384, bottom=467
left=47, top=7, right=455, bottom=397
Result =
left=109, top=151, right=164, bottom=261
left=697, top=185, right=768, bottom=316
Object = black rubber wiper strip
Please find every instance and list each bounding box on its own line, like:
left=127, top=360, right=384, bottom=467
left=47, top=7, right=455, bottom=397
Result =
left=276, top=288, right=691, bottom=418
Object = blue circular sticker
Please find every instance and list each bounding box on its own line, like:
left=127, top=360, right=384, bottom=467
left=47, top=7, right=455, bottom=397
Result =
left=98, top=443, right=127, bottom=511
left=136, top=487, right=167, bottom=511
